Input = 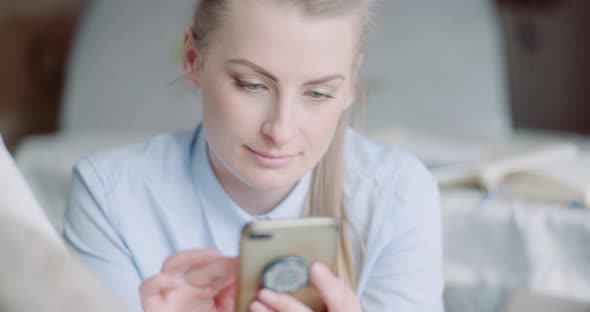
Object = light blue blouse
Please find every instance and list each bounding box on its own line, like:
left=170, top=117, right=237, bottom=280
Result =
left=63, top=125, right=443, bottom=311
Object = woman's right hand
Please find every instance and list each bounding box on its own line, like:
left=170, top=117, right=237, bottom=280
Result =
left=140, top=249, right=238, bottom=312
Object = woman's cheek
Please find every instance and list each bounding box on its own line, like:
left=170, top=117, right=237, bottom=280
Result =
left=307, top=105, right=343, bottom=142
left=206, top=85, right=252, bottom=124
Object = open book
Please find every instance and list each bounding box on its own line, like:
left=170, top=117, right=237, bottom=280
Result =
left=433, top=142, right=590, bottom=208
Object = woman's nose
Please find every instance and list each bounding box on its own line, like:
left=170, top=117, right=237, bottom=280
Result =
left=261, top=96, right=296, bottom=147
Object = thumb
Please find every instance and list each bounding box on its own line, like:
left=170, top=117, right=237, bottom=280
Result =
left=310, top=263, right=358, bottom=311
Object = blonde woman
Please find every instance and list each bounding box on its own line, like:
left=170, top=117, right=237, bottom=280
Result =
left=64, top=0, right=443, bottom=311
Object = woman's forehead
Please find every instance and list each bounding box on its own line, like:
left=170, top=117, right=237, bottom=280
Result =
left=207, top=2, right=359, bottom=78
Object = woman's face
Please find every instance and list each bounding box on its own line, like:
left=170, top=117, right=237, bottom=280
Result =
left=184, top=2, right=360, bottom=191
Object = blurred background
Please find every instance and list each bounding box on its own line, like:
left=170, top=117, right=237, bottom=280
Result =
left=1, top=0, right=589, bottom=311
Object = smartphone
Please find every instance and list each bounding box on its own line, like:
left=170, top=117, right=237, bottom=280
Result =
left=235, top=217, right=338, bottom=312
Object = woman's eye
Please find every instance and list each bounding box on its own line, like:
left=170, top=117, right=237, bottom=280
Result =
left=306, top=90, right=334, bottom=100
left=235, top=81, right=265, bottom=91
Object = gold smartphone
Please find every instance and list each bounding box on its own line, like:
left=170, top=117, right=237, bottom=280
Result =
left=235, top=217, right=338, bottom=312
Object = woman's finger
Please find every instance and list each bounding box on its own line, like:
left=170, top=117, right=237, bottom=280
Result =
left=254, top=289, right=311, bottom=312
left=161, top=249, right=219, bottom=273
left=310, top=263, right=360, bottom=311
left=140, top=273, right=183, bottom=298
left=140, top=273, right=185, bottom=311
left=249, top=300, right=276, bottom=312
left=184, top=256, right=238, bottom=291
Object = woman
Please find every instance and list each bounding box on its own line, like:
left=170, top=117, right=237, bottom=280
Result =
left=63, top=0, right=443, bottom=311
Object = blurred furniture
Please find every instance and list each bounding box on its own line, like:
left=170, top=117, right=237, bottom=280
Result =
left=361, top=0, right=509, bottom=138
left=505, top=292, right=590, bottom=312
left=445, top=286, right=590, bottom=312
left=0, top=1, right=85, bottom=153
left=442, top=186, right=590, bottom=310
left=497, top=0, right=590, bottom=134
left=60, top=0, right=199, bottom=133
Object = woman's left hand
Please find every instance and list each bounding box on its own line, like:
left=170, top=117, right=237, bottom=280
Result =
left=248, top=262, right=362, bottom=312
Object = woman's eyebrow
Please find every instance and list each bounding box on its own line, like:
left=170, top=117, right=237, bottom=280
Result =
left=228, top=59, right=277, bottom=82
left=303, top=73, right=345, bottom=86
left=227, top=58, right=345, bottom=85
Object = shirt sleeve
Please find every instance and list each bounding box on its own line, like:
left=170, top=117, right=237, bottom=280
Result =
left=361, top=157, right=444, bottom=311
left=63, top=159, right=143, bottom=312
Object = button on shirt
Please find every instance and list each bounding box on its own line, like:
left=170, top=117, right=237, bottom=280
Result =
left=64, top=125, right=443, bottom=311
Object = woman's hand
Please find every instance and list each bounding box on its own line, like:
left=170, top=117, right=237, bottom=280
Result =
left=140, top=249, right=238, bottom=312
left=249, top=262, right=362, bottom=312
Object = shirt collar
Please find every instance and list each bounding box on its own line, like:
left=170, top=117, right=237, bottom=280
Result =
left=191, top=125, right=312, bottom=256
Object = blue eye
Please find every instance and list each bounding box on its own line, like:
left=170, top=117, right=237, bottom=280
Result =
left=244, top=83, right=263, bottom=91
left=235, top=81, right=265, bottom=91
left=306, top=90, right=334, bottom=100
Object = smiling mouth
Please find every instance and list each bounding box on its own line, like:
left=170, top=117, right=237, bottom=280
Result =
left=246, top=146, right=295, bottom=159
left=245, top=146, right=297, bottom=169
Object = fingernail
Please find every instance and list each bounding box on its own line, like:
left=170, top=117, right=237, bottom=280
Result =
left=249, top=300, right=265, bottom=312
left=259, top=289, right=278, bottom=305
left=312, top=262, right=330, bottom=278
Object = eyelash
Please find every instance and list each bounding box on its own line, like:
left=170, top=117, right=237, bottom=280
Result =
left=305, top=90, right=335, bottom=101
left=233, top=80, right=267, bottom=92
left=232, top=79, right=335, bottom=101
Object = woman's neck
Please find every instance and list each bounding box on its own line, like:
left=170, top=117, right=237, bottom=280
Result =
left=208, top=149, right=296, bottom=216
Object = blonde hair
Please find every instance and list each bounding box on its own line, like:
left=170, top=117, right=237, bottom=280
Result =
left=192, top=0, right=374, bottom=289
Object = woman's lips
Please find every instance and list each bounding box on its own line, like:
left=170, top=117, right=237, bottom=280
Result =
left=246, top=146, right=296, bottom=168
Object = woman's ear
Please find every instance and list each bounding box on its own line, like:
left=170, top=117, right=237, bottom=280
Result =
left=183, top=28, right=201, bottom=88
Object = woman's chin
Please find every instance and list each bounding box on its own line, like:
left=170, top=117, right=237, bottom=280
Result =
left=240, top=168, right=300, bottom=191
